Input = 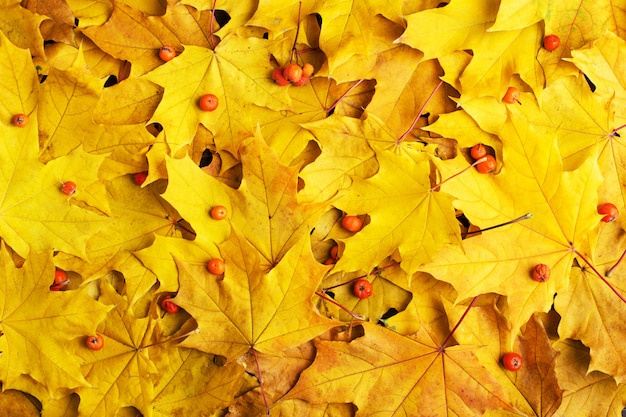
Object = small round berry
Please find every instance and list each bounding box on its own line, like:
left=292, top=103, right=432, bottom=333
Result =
left=543, top=35, right=560, bottom=51
left=199, top=94, right=219, bottom=111
left=502, top=87, right=520, bottom=104
left=86, top=333, right=104, bottom=351
left=341, top=215, right=363, bottom=233
left=501, top=352, right=522, bottom=371
left=291, top=74, right=310, bottom=87
left=324, top=258, right=336, bottom=265
left=210, top=205, right=228, bottom=220
left=597, top=203, right=618, bottom=223
left=532, top=263, right=551, bottom=282
left=475, top=155, right=496, bottom=173
left=353, top=279, right=373, bottom=299
left=207, top=258, right=225, bottom=275
left=302, top=63, right=314, bottom=78
left=470, top=143, right=487, bottom=160
left=12, top=114, right=27, bottom=127
left=159, top=45, right=176, bottom=62
left=283, top=63, right=303, bottom=83
left=160, top=295, right=180, bottom=314
left=330, top=245, right=339, bottom=259
left=61, top=181, right=77, bottom=196
left=54, top=268, right=68, bottom=284
left=133, top=172, right=148, bottom=186
left=272, top=67, right=289, bottom=86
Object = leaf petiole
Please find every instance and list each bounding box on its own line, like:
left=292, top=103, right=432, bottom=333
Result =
left=431, top=157, right=488, bottom=191
left=397, top=79, right=444, bottom=145
left=439, top=295, right=480, bottom=352
left=252, top=349, right=271, bottom=415
left=575, top=250, right=626, bottom=304
left=315, top=291, right=365, bottom=320
left=606, top=249, right=626, bottom=277
left=464, top=213, right=532, bottom=237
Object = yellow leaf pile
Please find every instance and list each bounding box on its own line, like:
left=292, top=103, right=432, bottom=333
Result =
left=1, top=0, right=626, bottom=416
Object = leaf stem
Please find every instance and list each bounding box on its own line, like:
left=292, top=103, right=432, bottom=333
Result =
left=431, top=157, right=488, bottom=191
left=323, top=262, right=399, bottom=291
left=325, top=79, right=365, bottom=114
left=290, top=1, right=303, bottom=62
left=440, top=295, right=480, bottom=352
left=315, top=291, right=365, bottom=320
left=611, top=124, right=626, bottom=136
left=252, top=349, right=271, bottom=415
left=606, top=249, right=626, bottom=277
left=575, top=250, right=626, bottom=304
left=464, top=213, right=532, bottom=237
left=396, top=79, right=444, bottom=145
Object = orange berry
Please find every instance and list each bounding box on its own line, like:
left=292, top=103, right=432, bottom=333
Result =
left=207, top=258, right=225, bottom=275
left=283, top=63, right=303, bottom=83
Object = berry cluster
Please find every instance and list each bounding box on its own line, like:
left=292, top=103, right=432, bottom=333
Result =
left=470, top=143, right=496, bottom=173
left=272, top=62, right=314, bottom=87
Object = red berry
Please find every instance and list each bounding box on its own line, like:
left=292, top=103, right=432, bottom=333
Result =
left=160, top=295, right=180, bottom=314
left=598, top=202, right=619, bottom=222
left=302, top=63, right=314, bottom=78
left=353, top=279, right=373, bottom=299
left=324, top=258, right=336, bottom=265
left=210, top=205, right=228, bottom=220
left=86, top=333, right=104, bottom=351
left=283, top=63, right=303, bottom=83
left=532, top=263, right=551, bottom=282
left=543, top=35, right=560, bottom=51
left=159, top=45, right=176, bottom=61
left=475, top=155, right=496, bottom=173
left=134, top=172, right=148, bottom=186
left=291, top=74, right=310, bottom=87
left=502, top=86, right=520, bottom=104
left=330, top=245, right=339, bottom=259
left=501, top=352, right=522, bottom=371
left=272, top=67, right=289, bottom=86
left=12, top=114, right=27, bottom=127
left=54, top=268, right=68, bottom=284
left=207, top=258, right=225, bottom=275
left=341, top=215, right=363, bottom=233
left=61, top=181, right=77, bottom=196
left=199, top=94, right=219, bottom=111
left=470, top=143, right=487, bottom=160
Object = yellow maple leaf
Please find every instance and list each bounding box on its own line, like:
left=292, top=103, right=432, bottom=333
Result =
left=142, top=34, right=291, bottom=155
left=174, top=230, right=340, bottom=361
left=332, top=147, right=460, bottom=276
left=0, top=245, right=111, bottom=394
left=286, top=322, right=515, bottom=416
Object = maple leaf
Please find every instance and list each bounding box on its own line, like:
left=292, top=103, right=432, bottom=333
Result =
left=398, top=0, right=545, bottom=98
left=141, top=34, right=291, bottom=155
left=422, top=95, right=604, bottom=340
left=53, top=175, right=183, bottom=288
left=82, top=1, right=224, bottom=76
left=224, top=132, right=327, bottom=268
left=331, top=147, right=460, bottom=276
left=554, top=339, right=626, bottom=417
left=174, top=229, right=340, bottom=361
left=38, top=46, right=106, bottom=161
left=445, top=299, right=563, bottom=416
left=298, top=115, right=380, bottom=203
left=0, top=245, right=111, bottom=394
left=554, top=262, right=626, bottom=383
left=286, top=322, right=515, bottom=416
left=75, top=280, right=242, bottom=417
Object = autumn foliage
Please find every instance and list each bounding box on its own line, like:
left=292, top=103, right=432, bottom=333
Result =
left=1, top=0, right=626, bottom=416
